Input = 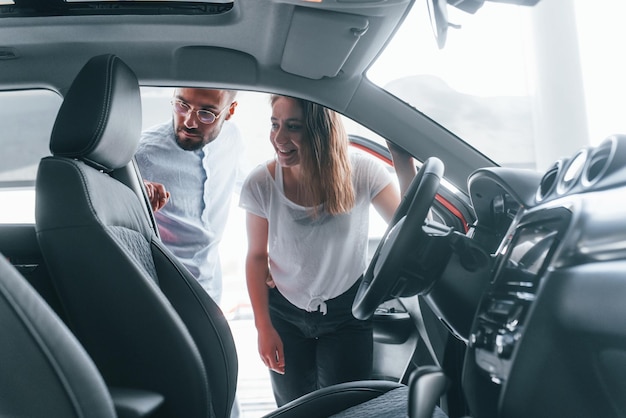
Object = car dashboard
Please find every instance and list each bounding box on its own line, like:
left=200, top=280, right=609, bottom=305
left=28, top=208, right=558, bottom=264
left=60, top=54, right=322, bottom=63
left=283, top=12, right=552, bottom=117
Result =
left=447, top=134, right=626, bottom=417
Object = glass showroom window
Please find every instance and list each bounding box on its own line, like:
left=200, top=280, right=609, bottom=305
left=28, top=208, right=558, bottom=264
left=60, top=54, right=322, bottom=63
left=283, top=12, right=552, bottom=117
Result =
left=0, top=89, right=62, bottom=224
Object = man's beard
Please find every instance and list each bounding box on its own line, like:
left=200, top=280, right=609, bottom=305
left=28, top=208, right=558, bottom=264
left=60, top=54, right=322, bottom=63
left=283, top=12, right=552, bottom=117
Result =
left=175, top=128, right=206, bottom=151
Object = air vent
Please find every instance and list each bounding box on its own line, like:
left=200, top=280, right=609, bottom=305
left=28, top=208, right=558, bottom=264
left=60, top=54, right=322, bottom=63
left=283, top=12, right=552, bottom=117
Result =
left=556, top=149, right=587, bottom=195
left=535, top=160, right=561, bottom=202
left=583, top=139, right=614, bottom=186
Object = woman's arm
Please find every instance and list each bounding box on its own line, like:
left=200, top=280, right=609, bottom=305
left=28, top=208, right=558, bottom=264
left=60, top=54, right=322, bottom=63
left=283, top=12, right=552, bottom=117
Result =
left=372, top=184, right=401, bottom=224
left=387, top=142, right=417, bottom=197
left=372, top=143, right=418, bottom=223
left=245, top=212, right=285, bottom=374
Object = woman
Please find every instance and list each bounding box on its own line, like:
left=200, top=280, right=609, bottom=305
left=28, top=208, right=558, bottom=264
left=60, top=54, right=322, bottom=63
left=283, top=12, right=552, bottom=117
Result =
left=239, top=95, right=415, bottom=406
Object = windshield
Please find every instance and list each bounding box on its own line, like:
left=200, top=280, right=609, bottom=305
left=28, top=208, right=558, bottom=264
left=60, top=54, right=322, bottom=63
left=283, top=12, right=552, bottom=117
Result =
left=368, top=0, right=626, bottom=172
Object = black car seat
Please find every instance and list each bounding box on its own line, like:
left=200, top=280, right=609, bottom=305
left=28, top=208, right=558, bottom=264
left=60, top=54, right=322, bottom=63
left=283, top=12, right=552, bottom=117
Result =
left=0, top=253, right=116, bottom=418
left=0, top=253, right=164, bottom=418
left=35, top=54, right=404, bottom=418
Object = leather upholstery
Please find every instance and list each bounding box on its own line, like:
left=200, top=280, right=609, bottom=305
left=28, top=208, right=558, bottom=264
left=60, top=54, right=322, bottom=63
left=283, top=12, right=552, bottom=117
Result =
left=50, top=54, right=141, bottom=172
left=264, top=380, right=404, bottom=417
left=36, top=54, right=238, bottom=418
left=0, top=255, right=116, bottom=418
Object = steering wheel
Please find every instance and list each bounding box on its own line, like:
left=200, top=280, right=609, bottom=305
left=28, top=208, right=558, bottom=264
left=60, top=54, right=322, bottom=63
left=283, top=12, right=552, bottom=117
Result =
left=352, top=156, right=444, bottom=320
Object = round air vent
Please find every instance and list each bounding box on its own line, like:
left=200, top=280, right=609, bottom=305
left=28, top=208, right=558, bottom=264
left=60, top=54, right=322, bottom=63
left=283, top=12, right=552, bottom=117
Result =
left=535, top=160, right=561, bottom=202
left=556, top=149, right=587, bottom=195
left=582, top=138, right=614, bottom=186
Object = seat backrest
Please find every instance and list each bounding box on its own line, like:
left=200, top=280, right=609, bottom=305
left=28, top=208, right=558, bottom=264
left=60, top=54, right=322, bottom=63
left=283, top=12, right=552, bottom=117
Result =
left=0, top=254, right=116, bottom=418
left=35, top=54, right=238, bottom=418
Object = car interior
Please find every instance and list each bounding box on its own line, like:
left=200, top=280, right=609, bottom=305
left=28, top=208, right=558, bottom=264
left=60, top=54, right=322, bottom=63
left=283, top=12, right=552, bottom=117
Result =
left=31, top=52, right=416, bottom=418
left=1, top=0, right=626, bottom=417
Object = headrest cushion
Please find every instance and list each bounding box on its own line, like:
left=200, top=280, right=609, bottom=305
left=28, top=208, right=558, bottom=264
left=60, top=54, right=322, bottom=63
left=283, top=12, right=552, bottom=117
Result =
left=50, top=54, right=141, bottom=172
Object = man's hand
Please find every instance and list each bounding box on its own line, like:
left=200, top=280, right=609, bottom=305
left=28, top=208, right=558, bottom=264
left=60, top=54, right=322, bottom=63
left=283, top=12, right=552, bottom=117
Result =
left=143, top=180, right=171, bottom=212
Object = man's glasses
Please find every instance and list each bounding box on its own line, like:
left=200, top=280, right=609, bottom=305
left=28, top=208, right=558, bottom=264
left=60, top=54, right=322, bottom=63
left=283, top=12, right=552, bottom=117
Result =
left=171, top=99, right=227, bottom=124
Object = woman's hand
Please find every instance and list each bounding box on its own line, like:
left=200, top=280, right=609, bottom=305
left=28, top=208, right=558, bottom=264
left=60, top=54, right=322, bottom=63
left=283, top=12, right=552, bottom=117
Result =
left=143, top=180, right=171, bottom=212
left=257, top=325, right=285, bottom=374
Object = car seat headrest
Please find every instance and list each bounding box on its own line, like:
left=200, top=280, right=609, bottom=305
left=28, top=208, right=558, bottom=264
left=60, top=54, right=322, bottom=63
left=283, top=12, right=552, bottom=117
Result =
left=50, top=54, right=142, bottom=172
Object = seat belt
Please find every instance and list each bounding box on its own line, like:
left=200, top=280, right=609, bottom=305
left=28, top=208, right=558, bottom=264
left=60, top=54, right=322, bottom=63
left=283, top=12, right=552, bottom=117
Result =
left=400, top=295, right=441, bottom=368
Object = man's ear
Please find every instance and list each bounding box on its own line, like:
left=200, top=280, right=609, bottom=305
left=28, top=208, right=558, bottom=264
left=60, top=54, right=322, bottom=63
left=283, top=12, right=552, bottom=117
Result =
left=225, top=101, right=238, bottom=120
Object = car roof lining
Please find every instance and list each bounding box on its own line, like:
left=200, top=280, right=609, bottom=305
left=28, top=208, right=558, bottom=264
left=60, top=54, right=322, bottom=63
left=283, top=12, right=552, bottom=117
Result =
left=0, top=0, right=495, bottom=192
left=0, top=0, right=410, bottom=89
left=3, top=0, right=234, bottom=17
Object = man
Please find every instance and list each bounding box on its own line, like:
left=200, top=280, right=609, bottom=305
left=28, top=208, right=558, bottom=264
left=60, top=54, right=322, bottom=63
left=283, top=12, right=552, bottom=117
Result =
left=135, top=88, right=244, bottom=305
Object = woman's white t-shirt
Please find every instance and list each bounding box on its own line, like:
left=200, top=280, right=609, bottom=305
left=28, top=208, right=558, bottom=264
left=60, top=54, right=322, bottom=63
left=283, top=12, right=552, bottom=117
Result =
left=239, top=152, right=393, bottom=314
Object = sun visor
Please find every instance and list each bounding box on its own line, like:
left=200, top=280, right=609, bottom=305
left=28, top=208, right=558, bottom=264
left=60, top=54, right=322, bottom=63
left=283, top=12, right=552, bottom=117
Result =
left=281, top=7, right=369, bottom=80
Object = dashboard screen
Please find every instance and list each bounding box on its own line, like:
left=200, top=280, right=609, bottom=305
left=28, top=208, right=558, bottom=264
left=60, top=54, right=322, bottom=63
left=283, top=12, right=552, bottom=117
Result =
left=507, top=225, right=559, bottom=277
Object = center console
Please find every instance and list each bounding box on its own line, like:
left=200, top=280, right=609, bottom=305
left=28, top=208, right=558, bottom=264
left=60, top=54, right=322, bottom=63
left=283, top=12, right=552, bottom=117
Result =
left=468, top=206, right=571, bottom=383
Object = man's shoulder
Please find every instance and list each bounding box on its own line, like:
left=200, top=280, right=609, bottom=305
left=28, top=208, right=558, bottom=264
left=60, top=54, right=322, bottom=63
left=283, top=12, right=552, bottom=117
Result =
left=219, top=121, right=244, bottom=144
left=136, top=120, right=173, bottom=154
left=140, top=120, right=173, bottom=143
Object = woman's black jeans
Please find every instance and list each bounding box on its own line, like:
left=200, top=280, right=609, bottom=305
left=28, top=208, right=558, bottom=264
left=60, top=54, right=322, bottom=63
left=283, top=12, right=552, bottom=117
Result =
left=268, top=280, right=373, bottom=407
